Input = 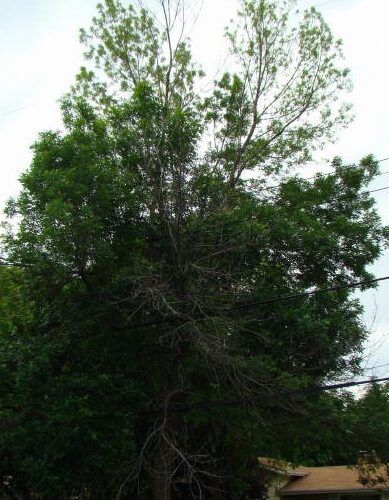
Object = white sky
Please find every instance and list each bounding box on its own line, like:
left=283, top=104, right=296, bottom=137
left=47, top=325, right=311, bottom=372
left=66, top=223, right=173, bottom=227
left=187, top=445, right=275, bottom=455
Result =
left=1, top=0, right=389, bottom=382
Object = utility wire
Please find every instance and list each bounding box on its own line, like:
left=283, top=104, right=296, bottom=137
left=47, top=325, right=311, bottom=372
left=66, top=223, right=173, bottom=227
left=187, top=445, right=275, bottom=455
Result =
left=0, top=105, right=29, bottom=117
left=112, top=273, right=389, bottom=328
left=231, top=275, right=389, bottom=312
left=363, top=362, right=389, bottom=372
left=320, top=376, right=389, bottom=392
left=1, top=157, right=389, bottom=216
left=145, top=376, right=389, bottom=414
left=255, top=156, right=389, bottom=194
left=368, top=185, right=389, bottom=195
left=316, top=0, right=336, bottom=8
left=2, top=247, right=388, bottom=323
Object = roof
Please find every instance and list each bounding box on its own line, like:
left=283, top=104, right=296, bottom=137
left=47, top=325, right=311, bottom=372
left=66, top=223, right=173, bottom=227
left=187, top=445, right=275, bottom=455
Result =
left=258, top=457, right=308, bottom=478
left=281, top=465, right=389, bottom=495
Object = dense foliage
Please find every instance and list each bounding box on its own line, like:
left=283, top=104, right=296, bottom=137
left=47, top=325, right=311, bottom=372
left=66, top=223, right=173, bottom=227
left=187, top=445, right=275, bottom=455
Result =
left=0, top=0, right=388, bottom=498
left=257, top=382, right=389, bottom=467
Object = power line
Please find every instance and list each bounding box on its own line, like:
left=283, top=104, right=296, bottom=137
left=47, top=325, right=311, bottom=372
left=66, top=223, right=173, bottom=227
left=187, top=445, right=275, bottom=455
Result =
left=145, top=376, right=389, bottom=414
left=368, top=185, right=389, bottom=195
left=316, top=0, right=336, bottom=8
left=0, top=105, right=29, bottom=118
left=256, top=156, right=389, bottom=194
left=321, top=376, right=389, bottom=391
left=363, top=362, right=389, bottom=372
left=0, top=256, right=30, bottom=268
left=231, top=275, right=389, bottom=312
left=1, top=157, right=389, bottom=216
left=2, top=248, right=388, bottom=325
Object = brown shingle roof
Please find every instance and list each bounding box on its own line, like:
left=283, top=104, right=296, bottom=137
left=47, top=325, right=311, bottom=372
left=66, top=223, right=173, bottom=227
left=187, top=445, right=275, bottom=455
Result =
left=258, top=457, right=308, bottom=477
left=281, top=465, right=388, bottom=495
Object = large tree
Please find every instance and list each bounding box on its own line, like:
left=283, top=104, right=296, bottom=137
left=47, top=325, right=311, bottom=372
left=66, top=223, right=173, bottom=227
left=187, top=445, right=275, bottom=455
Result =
left=350, top=382, right=389, bottom=463
left=1, top=0, right=387, bottom=498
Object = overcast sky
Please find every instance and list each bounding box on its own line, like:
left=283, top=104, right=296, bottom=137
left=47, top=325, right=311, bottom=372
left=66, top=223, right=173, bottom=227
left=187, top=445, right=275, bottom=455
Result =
left=1, top=0, right=389, bottom=382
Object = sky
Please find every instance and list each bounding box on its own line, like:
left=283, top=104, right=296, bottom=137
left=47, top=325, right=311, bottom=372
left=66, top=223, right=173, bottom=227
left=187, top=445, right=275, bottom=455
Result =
left=1, top=0, right=389, bottom=383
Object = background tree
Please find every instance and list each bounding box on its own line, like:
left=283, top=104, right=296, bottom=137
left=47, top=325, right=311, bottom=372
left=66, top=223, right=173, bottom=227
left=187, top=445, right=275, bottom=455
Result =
left=0, top=0, right=387, bottom=499
left=350, top=382, right=389, bottom=463
left=256, top=382, right=389, bottom=470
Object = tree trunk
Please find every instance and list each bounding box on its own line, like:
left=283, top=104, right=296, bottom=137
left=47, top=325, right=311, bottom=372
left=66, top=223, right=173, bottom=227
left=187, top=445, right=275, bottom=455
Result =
left=152, top=438, right=172, bottom=500
left=152, top=472, right=171, bottom=500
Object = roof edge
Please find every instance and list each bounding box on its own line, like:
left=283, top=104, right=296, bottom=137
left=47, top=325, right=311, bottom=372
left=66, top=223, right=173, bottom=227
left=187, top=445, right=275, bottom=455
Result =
left=286, top=471, right=309, bottom=477
left=280, top=488, right=389, bottom=496
left=258, top=457, right=308, bottom=477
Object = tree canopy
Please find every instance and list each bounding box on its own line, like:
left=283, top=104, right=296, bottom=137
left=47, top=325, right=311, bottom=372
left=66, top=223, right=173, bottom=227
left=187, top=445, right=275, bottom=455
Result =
left=0, top=1, right=388, bottom=499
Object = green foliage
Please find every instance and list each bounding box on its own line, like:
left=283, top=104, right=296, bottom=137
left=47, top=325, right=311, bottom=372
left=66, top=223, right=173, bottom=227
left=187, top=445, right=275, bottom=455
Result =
left=206, top=0, right=352, bottom=181
left=257, top=383, right=389, bottom=469
left=349, top=382, right=389, bottom=462
left=0, top=1, right=387, bottom=498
